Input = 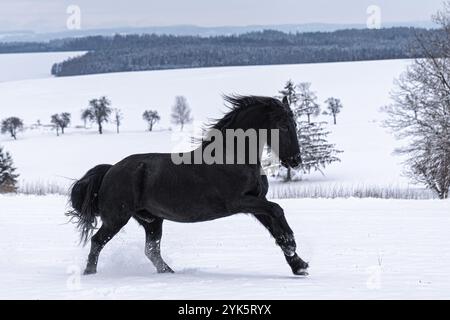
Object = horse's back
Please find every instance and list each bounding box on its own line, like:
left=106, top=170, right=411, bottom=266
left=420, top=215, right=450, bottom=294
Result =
left=97, top=152, right=260, bottom=222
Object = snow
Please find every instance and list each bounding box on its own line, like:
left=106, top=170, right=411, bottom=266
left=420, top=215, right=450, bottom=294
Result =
left=1, top=52, right=449, bottom=299
left=0, top=52, right=411, bottom=189
left=0, top=194, right=449, bottom=299
left=0, top=51, right=85, bottom=83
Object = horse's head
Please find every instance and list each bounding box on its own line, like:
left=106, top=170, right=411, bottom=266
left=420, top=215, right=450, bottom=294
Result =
left=269, top=96, right=301, bottom=168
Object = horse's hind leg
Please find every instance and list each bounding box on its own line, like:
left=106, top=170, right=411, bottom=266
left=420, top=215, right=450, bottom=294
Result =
left=84, top=217, right=129, bottom=275
left=134, top=215, right=174, bottom=273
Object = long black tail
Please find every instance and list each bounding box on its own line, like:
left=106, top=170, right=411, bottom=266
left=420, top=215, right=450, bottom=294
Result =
left=66, top=164, right=113, bottom=245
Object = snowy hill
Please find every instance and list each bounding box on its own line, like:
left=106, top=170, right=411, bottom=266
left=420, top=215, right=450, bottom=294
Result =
left=0, top=52, right=411, bottom=191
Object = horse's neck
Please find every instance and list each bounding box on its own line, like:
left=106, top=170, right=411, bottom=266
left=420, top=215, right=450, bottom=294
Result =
left=196, top=127, right=267, bottom=165
left=197, top=105, right=270, bottom=165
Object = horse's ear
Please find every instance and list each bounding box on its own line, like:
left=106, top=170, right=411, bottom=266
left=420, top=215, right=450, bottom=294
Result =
left=282, top=96, right=289, bottom=106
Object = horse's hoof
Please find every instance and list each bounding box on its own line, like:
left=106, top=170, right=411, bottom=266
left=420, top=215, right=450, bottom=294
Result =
left=158, top=266, right=174, bottom=274
left=286, top=254, right=309, bottom=276
left=293, top=269, right=309, bottom=276
left=83, top=268, right=97, bottom=275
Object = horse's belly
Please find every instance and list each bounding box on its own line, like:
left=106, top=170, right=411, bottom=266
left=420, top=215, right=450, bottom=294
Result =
left=145, top=193, right=233, bottom=223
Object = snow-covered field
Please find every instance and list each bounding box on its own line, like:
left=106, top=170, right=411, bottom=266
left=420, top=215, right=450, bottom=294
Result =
left=1, top=52, right=449, bottom=299
left=0, top=51, right=85, bottom=83
left=0, top=53, right=410, bottom=190
left=0, top=195, right=449, bottom=299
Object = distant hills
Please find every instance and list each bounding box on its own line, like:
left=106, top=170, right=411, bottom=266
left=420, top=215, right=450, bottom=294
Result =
left=0, top=21, right=437, bottom=42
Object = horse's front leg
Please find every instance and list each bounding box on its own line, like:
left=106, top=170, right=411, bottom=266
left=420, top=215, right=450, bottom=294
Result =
left=234, top=197, right=309, bottom=275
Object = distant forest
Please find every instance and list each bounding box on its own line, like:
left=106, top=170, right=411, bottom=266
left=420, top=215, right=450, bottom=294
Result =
left=0, top=28, right=441, bottom=76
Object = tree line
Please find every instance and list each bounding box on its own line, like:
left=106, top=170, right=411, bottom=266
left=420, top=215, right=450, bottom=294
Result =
left=43, top=27, right=442, bottom=77
left=0, top=95, right=193, bottom=140
left=0, top=95, right=193, bottom=193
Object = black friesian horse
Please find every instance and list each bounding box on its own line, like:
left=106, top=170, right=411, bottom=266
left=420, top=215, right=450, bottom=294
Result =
left=67, top=96, right=309, bottom=276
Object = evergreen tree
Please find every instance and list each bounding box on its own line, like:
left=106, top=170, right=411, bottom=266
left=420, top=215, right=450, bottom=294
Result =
left=297, top=121, right=342, bottom=174
left=142, top=110, right=160, bottom=131
left=278, top=83, right=298, bottom=181
left=0, top=147, right=19, bottom=193
left=81, top=96, right=112, bottom=134
left=279, top=80, right=298, bottom=106
left=276, top=80, right=342, bottom=181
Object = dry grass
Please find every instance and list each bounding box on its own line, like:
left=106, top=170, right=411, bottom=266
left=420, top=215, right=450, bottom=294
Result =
left=268, top=183, right=437, bottom=200
left=15, top=180, right=437, bottom=200
left=18, top=181, right=69, bottom=196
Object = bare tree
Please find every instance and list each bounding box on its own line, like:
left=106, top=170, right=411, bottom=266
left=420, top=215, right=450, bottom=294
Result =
left=171, top=96, right=192, bottom=131
left=324, top=97, right=343, bottom=125
left=296, top=83, right=320, bottom=124
left=81, top=96, right=112, bottom=134
left=51, top=112, right=71, bottom=136
left=113, top=109, right=123, bottom=134
left=1, top=117, right=24, bottom=140
left=142, top=110, right=160, bottom=131
left=383, top=2, right=450, bottom=199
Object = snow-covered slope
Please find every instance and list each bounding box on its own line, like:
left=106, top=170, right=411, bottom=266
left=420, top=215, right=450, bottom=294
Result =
left=1, top=195, right=449, bottom=299
left=0, top=53, right=411, bottom=189
left=0, top=51, right=85, bottom=83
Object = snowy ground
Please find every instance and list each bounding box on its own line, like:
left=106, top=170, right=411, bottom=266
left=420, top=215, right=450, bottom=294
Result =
left=0, top=51, right=85, bottom=83
left=0, top=52, right=411, bottom=190
left=1, top=52, right=448, bottom=299
left=0, top=195, right=449, bottom=299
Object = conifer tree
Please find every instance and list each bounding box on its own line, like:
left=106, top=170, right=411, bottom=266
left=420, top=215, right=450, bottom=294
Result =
left=0, top=147, right=19, bottom=193
left=276, top=80, right=342, bottom=181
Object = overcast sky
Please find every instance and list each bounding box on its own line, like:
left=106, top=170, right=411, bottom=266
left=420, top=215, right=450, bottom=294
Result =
left=0, top=0, right=445, bottom=32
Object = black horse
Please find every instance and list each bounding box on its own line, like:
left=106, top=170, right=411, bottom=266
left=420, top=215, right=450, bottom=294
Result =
left=67, top=95, right=309, bottom=276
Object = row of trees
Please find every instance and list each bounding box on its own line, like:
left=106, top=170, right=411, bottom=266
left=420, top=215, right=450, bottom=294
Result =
left=47, top=27, right=440, bottom=77
left=79, top=95, right=192, bottom=134
left=0, top=95, right=194, bottom=140
left=266, top=80, right=343, bottom=181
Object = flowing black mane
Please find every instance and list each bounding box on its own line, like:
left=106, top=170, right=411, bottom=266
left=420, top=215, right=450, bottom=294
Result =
left=206, top=95, right=290, bottom=133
